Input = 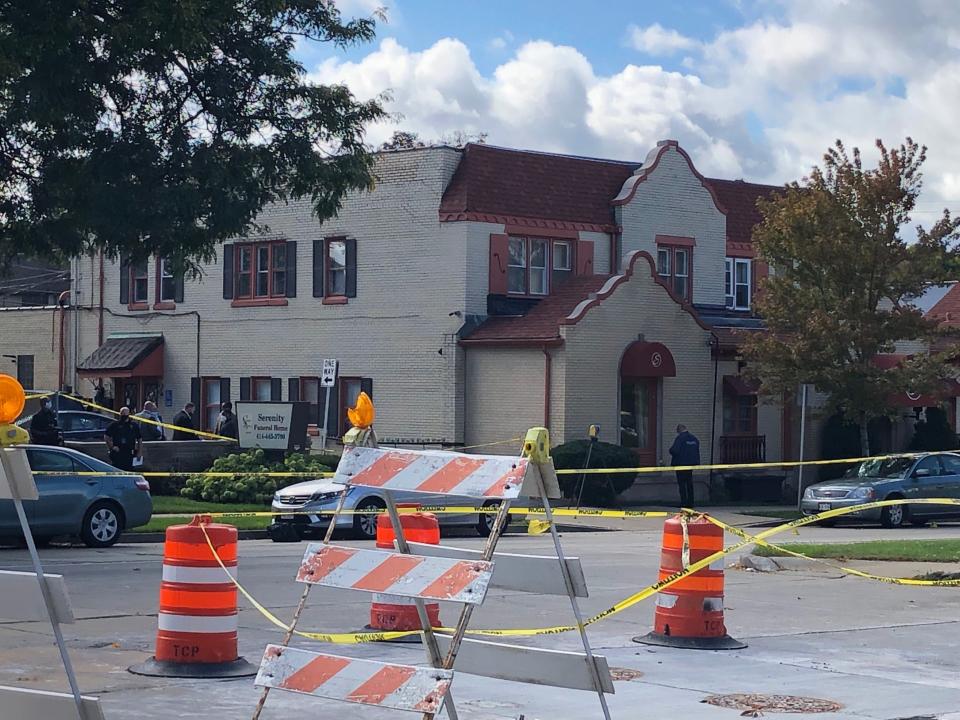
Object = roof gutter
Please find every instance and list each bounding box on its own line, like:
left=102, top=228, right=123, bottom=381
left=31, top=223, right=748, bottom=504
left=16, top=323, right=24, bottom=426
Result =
left=458, top=337, right=564, bottom=348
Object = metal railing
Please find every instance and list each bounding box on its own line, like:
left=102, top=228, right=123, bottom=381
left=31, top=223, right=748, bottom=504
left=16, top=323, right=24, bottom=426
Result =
left=719, top=435, right=766, bottom=464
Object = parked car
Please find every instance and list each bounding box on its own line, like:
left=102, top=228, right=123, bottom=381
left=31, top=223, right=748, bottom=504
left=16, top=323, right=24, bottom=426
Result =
left=0, top=445, right=153, bottom=547
left=17, top=410, right=114, bottom=442
left=801, top=452, right=960, bottom=528
left=269, top=477, right=502, bottom=541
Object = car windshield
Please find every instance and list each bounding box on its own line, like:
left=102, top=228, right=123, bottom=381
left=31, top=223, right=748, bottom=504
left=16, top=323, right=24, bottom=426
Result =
left=843, top=457, right=914, bottom=480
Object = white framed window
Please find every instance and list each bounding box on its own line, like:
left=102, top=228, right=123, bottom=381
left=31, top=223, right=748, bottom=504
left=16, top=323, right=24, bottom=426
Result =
left=158, top=258, right=176, bottom=302
left=656, top=245, right=691, bottom=301
left=529, top=238, right=548, bottom=295
left=507, top=237, right=527, bottom=294
left=553, top=241, right=572, bottom=271
left=725, top=257, right=751, bottom=310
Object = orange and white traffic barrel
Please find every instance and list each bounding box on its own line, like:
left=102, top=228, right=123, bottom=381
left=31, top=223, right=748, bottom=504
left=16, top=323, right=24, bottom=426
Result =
left=129, top=515, right=256, bottom=677
left=367, top=507, right=442, bottom=636
left=634, top=514, right=745, bottom=650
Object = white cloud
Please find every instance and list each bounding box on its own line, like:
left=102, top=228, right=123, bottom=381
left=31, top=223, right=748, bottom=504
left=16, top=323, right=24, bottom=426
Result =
left=627, top=23, right=698, bottom=55
left=310, top=1, right=960, bottom=218
left=488, top=30, right=514, bottom=52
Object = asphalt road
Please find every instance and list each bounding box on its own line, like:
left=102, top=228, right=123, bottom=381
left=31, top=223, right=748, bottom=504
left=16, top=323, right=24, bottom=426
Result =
left=1, top=517, right=959, bottom=719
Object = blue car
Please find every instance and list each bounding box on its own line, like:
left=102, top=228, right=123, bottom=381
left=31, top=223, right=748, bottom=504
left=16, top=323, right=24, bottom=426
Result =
left=0, top=445, right=153, bottom=547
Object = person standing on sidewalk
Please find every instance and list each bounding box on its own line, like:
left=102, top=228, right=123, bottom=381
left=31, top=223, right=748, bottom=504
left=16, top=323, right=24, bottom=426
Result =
left=669, top=424, right=700, bottom=508
left=171, top=402, right=196, bottom=440
left=104, top=407, right=142, bottom=471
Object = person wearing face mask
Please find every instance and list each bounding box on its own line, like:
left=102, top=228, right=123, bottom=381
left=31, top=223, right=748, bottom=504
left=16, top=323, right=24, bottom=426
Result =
left=135, top=400, right=165, bottom=441
left=104, top=406, right=142, bottom=471
left=29, top=398, right=61, bottom=446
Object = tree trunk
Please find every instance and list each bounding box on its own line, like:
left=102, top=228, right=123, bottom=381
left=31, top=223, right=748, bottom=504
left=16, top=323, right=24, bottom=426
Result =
left=858, top=413, right=871, bottom=456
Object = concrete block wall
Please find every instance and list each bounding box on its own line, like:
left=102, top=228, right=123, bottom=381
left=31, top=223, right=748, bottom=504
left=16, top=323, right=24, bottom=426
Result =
left=0, top=307, right=71, bottom=391
left=463, top=347, right=544, bottom=449
left=75, top=146, right=474, bottom=443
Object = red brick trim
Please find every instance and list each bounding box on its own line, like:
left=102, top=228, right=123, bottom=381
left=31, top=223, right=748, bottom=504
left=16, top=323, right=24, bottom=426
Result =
left=439, top=211, right=616, bottom=233
left=322, top=296, right=348, bottom=305
left=127, top=302, right=149, bottom=311
left=152, top=302, right=176, bottom=311
left=458, top=337, right=564, bottom=348
left=655, top=234, right=696, bottom=247
left=504, top=223, right=580, bottom=239
left=611, top=140, right=728, bottom=217
left=726, top=240, right=756, bottom=258
left=230, top=297, right=289, bottom=308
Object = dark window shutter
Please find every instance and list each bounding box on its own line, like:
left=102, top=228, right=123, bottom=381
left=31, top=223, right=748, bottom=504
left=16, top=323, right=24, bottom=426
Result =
left=312, top=239, right=324, bottom=297
left=575, top=240, right=594, bottom=276
left=488, top=234, right=509, bottom=294
left=119, top=255, right=130, bottom=304
left=190, top=378, right=201, bottom=428
left=174, top=273, right=185, bottom=304
left=222, top=245, right=234, bottom=299
left=219, top=378, right=231, bottom=405
left=288, top=377, right=300, bottom=402
left=285, top=240, right=297, bottom=298
left=239, top=377, right=250, bottom=401
left=325, top=384, right=339, bottom=434
left=360, top=377, right=373, bottom=399
left=345, top=238, right=357, bottom=298
left=271, top=377, right=282, bottom=401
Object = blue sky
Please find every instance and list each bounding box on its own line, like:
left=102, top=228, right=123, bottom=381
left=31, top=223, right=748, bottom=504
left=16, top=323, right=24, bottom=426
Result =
left=297, top=1, right=960, bottom=218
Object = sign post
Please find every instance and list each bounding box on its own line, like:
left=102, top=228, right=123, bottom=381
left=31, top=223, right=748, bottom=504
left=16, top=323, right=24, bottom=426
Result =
left=320, top=359, right=338, bottom=450
left=797, top=383, right=810, bottom=510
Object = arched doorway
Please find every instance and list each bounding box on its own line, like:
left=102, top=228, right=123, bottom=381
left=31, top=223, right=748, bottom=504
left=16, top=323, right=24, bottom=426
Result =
left=619, top=341, right=677, bottom=465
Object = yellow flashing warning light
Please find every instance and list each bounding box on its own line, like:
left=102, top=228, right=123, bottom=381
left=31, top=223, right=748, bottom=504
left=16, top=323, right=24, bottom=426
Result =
left=0, top=374, right=26, bottom=425
left=347, top=391, right=375, bottom=430
left=0, top=374, right=29, bottom=446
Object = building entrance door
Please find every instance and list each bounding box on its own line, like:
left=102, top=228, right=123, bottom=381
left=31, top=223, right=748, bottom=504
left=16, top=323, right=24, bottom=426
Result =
left=620, top=377, right=658, bottom=466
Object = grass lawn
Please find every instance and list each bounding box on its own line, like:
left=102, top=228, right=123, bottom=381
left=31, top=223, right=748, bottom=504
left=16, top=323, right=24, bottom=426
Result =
left=132, top=514, right=272, bottom=533
left=151, top=496, right=271, bottom=514
left=754, top=538, right=960, bottom=563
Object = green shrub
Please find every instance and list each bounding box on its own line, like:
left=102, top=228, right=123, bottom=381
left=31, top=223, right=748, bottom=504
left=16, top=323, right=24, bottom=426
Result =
left=908, top=407, right=960, bottom=452
left=551, top=440, right=638, bottom=505
left=180, top=449, right=333, bottom=504
left=148, top=474, right=188, bottom=496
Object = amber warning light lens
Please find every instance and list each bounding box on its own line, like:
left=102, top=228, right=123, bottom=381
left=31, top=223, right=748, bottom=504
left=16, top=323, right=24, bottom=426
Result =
left=347, top=391, right=375, bottom=429
left=0, top=374, right=26, bottom=425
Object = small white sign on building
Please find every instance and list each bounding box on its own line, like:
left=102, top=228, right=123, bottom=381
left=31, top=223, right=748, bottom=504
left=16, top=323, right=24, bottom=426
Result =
left=321, top=359, right=338, bottom=388
left=237, top=402, right=294, bottom=450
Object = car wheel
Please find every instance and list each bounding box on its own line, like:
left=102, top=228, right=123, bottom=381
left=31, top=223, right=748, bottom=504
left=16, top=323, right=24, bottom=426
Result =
left=881, top=498, right=907, bottom=529
left=81, top=502, right=124, bottom=548
left=477, top=501, right=500, bottom=537
left=353, top=498, right=385, bottom=540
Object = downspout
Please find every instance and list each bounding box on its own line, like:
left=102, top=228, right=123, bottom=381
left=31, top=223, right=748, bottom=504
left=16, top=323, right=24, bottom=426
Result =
left=195, top=311, right=201, bottom=380
left=543, top=346, right=552, bottom=429
left=98, top=251, right=105, bottom=346
left=57, top=291, right=70, bottom=390
left=709, top=333, right=719, bottom=490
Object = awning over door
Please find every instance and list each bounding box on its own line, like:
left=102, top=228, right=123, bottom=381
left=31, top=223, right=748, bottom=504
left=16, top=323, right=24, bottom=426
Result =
left=77, top=335, right=164, bottom=378
left=620, top=341, right=677, bottom=377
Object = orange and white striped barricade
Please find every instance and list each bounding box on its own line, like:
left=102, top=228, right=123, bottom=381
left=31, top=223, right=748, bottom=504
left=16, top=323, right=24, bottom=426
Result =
left=252, top=419, right=614, bottom=720
left=256, top=646, right=451, bottom=713
left=0, top=440, right=105, bottom=720
left=129, top=515, right=256, bottom=678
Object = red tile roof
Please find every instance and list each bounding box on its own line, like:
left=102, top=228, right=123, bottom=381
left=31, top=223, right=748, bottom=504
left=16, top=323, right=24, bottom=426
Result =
left=926, top=282, right=960, bottom=326
left=706, top=178, right=782, bottom=245
left=439, top=143, right=781, bottom=244
left=439, top=144, right=637, bottom=227
left=462, top=275, right=611, bottom=343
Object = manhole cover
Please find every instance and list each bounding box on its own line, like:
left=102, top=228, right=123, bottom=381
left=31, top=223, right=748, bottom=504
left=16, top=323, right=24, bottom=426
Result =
left=702, top=694, right=844, bottom=715
left=609, top=667, right=643, bottom=681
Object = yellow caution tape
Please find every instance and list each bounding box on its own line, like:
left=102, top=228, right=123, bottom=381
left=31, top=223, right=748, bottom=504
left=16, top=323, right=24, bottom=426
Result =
left=527, top=520, right=552, bottom=535
left=24, top=392, right=53, bottom=400
left=150, top=506, right=671, bottom=519
left=705, top=514, right=960, bottom=587
left=198, top=497, right=960, bottom=644
left=60, top=393, right=234, bottom=441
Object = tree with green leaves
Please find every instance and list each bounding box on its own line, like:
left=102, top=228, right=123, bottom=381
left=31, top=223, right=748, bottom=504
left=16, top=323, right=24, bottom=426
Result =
left=743, top=138, right=960, bottom=454
left=0, top=0, right=387, bottom=273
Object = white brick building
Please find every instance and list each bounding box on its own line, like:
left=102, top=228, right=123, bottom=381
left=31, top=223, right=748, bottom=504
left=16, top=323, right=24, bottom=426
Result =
left=29, top=138, right=952, bottom=500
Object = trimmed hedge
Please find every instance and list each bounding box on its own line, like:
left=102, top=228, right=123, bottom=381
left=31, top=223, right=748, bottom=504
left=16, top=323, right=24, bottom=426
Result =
left=180, top=449, right=333, bottom=504
left=551, top=440, right=638, bottom=505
